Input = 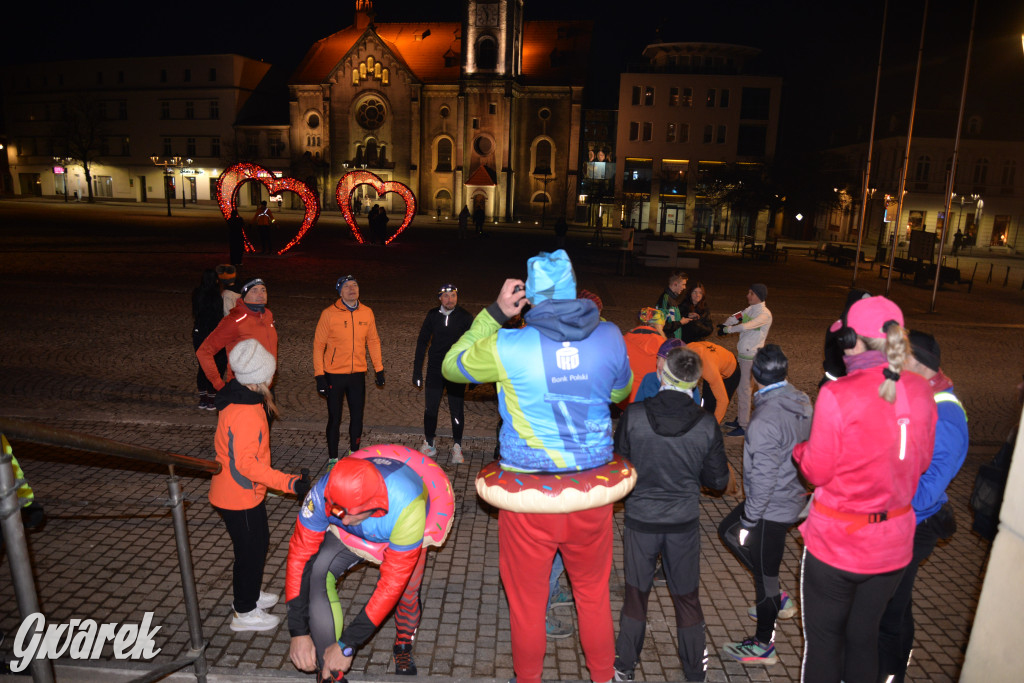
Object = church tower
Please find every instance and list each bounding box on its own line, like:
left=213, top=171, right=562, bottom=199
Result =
left=463, top=0, right=523, bottom=77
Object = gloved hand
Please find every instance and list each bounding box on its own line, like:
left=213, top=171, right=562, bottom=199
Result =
left=315, top=375, right=328, bottom=397
left=413, top=373, right=423, bottom=388
left=375, top=370, right=386, bottom=387
left=717, top=324, right=729, bottom=337
left=293, top=469, right=311, bottom=501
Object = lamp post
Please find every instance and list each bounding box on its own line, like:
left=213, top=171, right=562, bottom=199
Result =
left=150, top=156, right=181, bottom=217
left=180, top=158, right=193, bottom=208
left=951, top=192, right=980, bottom=246
left=53, top=156, right=73, bottom=203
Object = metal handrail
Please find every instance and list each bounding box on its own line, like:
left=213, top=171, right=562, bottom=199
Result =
left=0, top=418, right=221, bottom=683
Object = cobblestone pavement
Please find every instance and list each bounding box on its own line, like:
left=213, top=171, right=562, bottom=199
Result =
left=1, top=200, right=1022, bottom=681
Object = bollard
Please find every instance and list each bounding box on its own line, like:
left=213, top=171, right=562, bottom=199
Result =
left=986, top=263, right=993, bottom=283
left=1004, top=266, right=1010, bottom=287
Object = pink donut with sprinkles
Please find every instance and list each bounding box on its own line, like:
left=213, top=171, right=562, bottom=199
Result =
left=475, top=456, right=637, bottom=513
left=332, top=444, right=455, bottom=564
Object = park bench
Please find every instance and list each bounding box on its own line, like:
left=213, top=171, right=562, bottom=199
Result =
left=878, top=257, right=918, bottom=280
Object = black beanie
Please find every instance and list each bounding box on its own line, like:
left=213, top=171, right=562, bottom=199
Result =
left=908, top=330, right=941, bottom=371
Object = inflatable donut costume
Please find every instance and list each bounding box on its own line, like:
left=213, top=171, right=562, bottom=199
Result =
left=476, top=455, right=637, bottom=513
left=330, top=444, right=455, bottom=564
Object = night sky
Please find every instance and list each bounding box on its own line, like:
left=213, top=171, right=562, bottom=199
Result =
left=3, top=0, right=1022, bottom=150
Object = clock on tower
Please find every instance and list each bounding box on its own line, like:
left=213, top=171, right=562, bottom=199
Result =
left=476, top=2, right=499, bottom=27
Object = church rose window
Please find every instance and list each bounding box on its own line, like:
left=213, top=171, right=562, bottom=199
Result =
left=356, top=98, right=386, bottom=130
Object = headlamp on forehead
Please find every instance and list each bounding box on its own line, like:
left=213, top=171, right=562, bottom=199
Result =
left=438, top=283, right=457, bottom=296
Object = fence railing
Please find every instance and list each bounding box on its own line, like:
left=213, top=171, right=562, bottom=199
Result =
left=0, top=418, right=219, bottom=683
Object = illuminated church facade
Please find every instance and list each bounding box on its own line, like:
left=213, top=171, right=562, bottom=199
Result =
left=288, top=0, right=590, bottom=221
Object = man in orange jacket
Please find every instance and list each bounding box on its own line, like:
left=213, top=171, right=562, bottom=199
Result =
left=686, top=340, right=741, bottom=423
left=197, top=278, right=277, bottom=393
left=313, top=276, right=385, bottom=464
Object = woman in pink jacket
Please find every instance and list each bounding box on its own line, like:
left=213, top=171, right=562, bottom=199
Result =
left=793, top=296, right=936, bottom=683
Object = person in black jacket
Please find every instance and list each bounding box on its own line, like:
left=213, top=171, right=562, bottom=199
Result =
left=192, top=268, right=226, bottom=410
left=613, top=347, right=731, bottom=682
left=413, top=283, right=473, bottom=463
left=820, top=287, right=871, bottom=386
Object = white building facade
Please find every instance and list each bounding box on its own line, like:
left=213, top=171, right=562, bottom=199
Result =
left=3, top=54, right=271, bottom=206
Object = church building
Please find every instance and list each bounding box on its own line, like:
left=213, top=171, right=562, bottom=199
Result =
left=288, top=0, right=590, bottom=221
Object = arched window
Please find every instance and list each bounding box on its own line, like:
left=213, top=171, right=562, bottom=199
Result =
left=914, top=155, right=930, bottom=182
left=436, top=137, right=453, bottom=172
left=366, top=139, right=379, bottom=166
left=476, top=36, right=497, bottom=71
left=533, top=139, right=553, bottom=175
left=973, top=157, right=988, bottom=185
left=530, top=191, right=551, bottom=205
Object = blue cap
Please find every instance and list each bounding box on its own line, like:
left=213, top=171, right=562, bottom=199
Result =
left=336, top=275, right=357, bottom=294
left=524, top=249, right=575, bottom=304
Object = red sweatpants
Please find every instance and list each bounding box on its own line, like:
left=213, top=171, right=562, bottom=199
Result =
left=499, top=505, right=615, bottom=683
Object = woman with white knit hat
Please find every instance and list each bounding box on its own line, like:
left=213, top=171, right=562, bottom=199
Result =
left=209, top=338, right=310, bottom=632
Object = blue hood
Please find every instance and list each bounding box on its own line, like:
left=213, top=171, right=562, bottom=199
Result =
left=525, top=299, right=599, bottom=342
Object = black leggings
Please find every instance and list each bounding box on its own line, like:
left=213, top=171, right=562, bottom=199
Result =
left=325, top=372, right=365, bottom=459
left=306, top=533, right=427, bottom=669
left=801, top=549, right=905, bottom=683
left=718, top=502, right=791, bottom=643
left=423, top=372, right=466, bottom=444
left=215, top=502, right=269, bottom=614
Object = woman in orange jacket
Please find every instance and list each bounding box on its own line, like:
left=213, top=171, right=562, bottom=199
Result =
left=209, top=338, right=310, bottom=632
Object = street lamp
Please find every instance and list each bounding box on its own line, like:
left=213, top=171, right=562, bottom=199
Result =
left=53, top=156, right=73, bottom=203
left=951, top=192, right=981, bottom=249
left=180, top=158, right=193, bottom=208
left=150, top=155, right=181, bottom=217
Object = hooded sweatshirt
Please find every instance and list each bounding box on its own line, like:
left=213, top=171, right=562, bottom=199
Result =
left=742, top=382, right=813, bottom=524
left=442, top=298, right=633, bottom=472
left=615, top=389, right=731, bottom=532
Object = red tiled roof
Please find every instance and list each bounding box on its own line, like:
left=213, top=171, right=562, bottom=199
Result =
left=465, top=165, right=497, bottom=186
left=290, top=20, right=592, bottom=86
left=291, top=22, right=462, bottom=84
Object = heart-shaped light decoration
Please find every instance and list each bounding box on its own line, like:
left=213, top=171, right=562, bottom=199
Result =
left=336, top=170, right=417, bottom=245
left=216, top=162, right=321, bottom=255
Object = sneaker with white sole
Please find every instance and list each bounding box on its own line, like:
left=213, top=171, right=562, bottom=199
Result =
left=451, top=443, right=464, bottom=464
left=747, top=590, right=797, bottom=620
left=230, top=607, right=280, bottom=632
left=419, top=440, right=437, bottom=457
left=545, top=616, right=572, bottom=639
left=613, top=666, right=635, bottom=681
left=722, top=636, right=778, bottom=664
left=256, top=591, right=279, bottom=610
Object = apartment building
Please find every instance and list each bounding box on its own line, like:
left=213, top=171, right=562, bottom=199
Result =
left=615, top=42, right=781, bottom=237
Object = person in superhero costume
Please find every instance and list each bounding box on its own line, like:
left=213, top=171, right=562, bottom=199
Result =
left=286, top=456, right=428, bottom=680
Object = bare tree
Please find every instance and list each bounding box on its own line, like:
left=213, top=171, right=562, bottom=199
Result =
left=58, top=95, right=106, bottom=203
